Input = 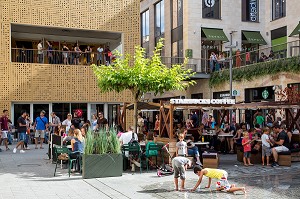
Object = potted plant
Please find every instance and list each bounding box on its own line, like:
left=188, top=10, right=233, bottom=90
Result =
left=82, top=129, right=122, bottom=179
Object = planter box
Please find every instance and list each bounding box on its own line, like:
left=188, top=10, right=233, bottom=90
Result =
left=82, top=153, right=123, bottom=179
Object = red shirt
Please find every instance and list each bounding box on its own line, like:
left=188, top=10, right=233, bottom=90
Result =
left=242, top=138, right=251, bottom=152
left=0, top=116, right=9, bottom=131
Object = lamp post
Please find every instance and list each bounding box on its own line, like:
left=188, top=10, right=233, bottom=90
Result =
left=226, top=31, right=237, bottom=124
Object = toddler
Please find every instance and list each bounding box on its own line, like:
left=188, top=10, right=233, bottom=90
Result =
left=176, top=133, right=187, bottom=156
left=261, top=127, right=273, bottom=166
left=242, top=132, right=253, bottom=166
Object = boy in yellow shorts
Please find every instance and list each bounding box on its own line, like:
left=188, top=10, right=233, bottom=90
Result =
left=191, top=166, right=245, bottom=194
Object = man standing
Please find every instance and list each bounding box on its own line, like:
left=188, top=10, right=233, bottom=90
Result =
left=49, top=112, right=61, bottom=134
left=97, top=45, right=103, bottom=65
left=33, top=110, right=48, bottom=149
left=37, top=40, right=43, bottom=63
left=0, top=110, right=10, bottom=151
left=13, top=111, right=27, bottom=154
left=96, top=112, right=108, bottom=131
left=190, top=111, right=199, bottom=128
left=271, top=124, right=290, bottom=167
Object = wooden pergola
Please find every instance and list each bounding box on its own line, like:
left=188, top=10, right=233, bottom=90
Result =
left=158, top=100, right=300, bottom=139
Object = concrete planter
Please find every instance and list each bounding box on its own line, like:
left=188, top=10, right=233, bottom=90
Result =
left=82, top=153, right=123, bottom=179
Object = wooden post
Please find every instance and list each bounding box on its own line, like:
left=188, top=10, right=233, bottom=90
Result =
left=170, top=104, right=174, bottom=139
left=159, top=101, right=163, bottom=137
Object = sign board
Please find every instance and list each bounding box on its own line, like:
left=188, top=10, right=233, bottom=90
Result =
left=170, top=99, right=236, bottom=105
left=262, top=89, right=269, bottom=99
left=249, top=0, right=258, bottom=22
left=232, top=90, right=240, bottom=97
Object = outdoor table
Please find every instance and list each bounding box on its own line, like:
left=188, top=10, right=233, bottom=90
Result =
left=194, top=142, right=210, bottom=145
left=202, top=132, right=216, bottom=136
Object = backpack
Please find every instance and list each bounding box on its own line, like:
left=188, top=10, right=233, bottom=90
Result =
left=128, top=132, right=139, bottom=158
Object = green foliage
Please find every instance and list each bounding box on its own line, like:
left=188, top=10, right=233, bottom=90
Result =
left=209, top=56, right=300, bottom=87
left=84, top=129, right=121, bottom=155
left=92, top=39, right=196, bottom=100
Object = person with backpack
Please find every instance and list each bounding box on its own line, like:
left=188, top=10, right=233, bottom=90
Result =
left=33, top=110, right=49, bottom=149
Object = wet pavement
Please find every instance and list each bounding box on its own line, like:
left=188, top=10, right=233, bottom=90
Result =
left=0, top=144, right=300, bottom=199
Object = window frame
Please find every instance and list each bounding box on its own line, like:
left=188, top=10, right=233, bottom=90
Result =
left=202, top=0, right=221, bottom=20
left=272, top=0, right=286, bottom=21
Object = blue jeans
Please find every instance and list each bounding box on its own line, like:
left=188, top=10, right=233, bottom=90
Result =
left=7, top=132, right=13, bottom=144
left=188, top=147, right=200, bottom=157
left=19, top=132, right=26, bottom=141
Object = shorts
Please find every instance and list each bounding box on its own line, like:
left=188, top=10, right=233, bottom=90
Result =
left=1, top=131, right=8, bottom=139
left=216, top=171, right=231, bottom=191
left=262, top=145, right=271, bottom=156
left=19, top=132, right=26, bottom=141
left=274, top=146, right=289, bottom=153
left=63, top=52, right=68, bottom=58
left=35, top=130, right=45, bottom=138
left=244, top=151, right=251, bottom=158
left=172, top=160, right=186, bottom=180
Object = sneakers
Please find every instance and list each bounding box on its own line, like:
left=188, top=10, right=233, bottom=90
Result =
left=271, top=162, right=279, bottom=167
left=196, top=161, right=203, bottom=167
left=20, top=150, right=26, bottom=153
left=13, top=148, right=17, bottom=153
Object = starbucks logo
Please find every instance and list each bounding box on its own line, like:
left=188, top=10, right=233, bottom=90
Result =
left=204, top=0, right=215, bottom=7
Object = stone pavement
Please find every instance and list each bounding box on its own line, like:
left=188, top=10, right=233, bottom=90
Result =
left=0, top=144, right=300, bottom=199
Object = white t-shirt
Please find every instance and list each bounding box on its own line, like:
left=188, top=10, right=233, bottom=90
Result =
left=97, top=47, right=103, bottom=53
left=176, top=141, right=187, bottom=156
left=261, top=134, right=270, bottom=147
left=62, top=119, right=71, bottom=133
left=119, top=131, right=138, bottom=145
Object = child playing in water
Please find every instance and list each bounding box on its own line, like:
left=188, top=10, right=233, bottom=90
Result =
left=191, top=166, right=245, bottom=194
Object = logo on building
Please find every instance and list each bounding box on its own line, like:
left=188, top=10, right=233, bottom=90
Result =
left=262, top=89, right=269, bottom=99
left=249, top=0, right=258, bottom=22
left=204, top=0, right=215, bottom=8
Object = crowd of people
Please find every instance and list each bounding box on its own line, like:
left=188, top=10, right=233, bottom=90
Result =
left=16, top=41, right=113, bottom=66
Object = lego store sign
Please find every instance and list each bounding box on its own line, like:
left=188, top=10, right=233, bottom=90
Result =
left=249, top=0, right=258, bottom=22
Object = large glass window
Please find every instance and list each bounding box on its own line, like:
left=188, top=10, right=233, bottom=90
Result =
left=202, top=0, right=221, bottom=19
left=272, top=0, right=286, bottom=20
left=141, top=10, right=150, bottom=55
left=242, top=0, right=259, bottom=22
left=155, top=0, right=165, bottom=38
left=172, top=0, right=183, bottom=29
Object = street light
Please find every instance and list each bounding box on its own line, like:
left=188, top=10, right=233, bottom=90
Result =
left=225, top=30, right=237, bottom=124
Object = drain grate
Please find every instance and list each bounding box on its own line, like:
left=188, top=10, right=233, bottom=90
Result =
left=17, top=164, right=41, bottom=167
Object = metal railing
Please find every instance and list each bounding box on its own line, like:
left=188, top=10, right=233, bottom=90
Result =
left=11, top=48, right=112, bottom=66
left=11, top=39, right=300, bottom=74
left=229, top=39, right=300, bottom=68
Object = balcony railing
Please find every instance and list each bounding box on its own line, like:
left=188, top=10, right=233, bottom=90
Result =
left=11, top=48, right=112, bottom=66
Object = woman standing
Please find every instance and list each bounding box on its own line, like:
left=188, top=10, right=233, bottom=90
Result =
left=235, top=49, right=242, bottom=68
left=91, top=114, right=98, bottom=132
left=62, top=43, right=69, bottom=65
left=74, top=43, right=82, bottom=65
left=154, top=114, right=160, bottom=130
left=209, top=52, right=217, bottom=72
left=24, top=114, right=31, bottom=150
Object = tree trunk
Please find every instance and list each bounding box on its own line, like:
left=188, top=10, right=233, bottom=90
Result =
left=133, top=99, right=138, bottom=134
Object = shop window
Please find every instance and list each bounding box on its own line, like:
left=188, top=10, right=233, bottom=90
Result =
left=202, top=0, right=221, bottom=19
left=242, top=0, right=259, bottom=22
left=272, top=0, right=286, bottom=20
left=191, top=93, right=203, bottom=99
left=245, top=86, right=275, bottom=102
left=141, top=10, right=150, bottom=55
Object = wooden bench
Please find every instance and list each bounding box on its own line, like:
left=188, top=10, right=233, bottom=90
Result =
left=278, top=151, right=291, bottom=167
left=291, top=148, right=300, bottom=162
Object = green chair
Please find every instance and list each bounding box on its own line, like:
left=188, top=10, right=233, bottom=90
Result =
left=53, top=146, right=77, bottom=177
left=145, top=142, right=164, bottom=171
left=122, top=144, right=142, bottom=173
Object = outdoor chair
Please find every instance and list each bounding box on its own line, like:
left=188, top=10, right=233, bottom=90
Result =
left=122, top=144, right=143, bottom=173
left=53, top=146, right=78, bottom=177
left=145, top=142, right=164, bottom=171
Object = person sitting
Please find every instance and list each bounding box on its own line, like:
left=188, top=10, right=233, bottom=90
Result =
left=70, top=129, right=84, bottom=171
left=63, top=128, right=74, bottom=144
left=271, top=124, right=290, bottom=167
left=186, top=136, right=202, bottom=165
left=145, top=132, right=158, bottom=168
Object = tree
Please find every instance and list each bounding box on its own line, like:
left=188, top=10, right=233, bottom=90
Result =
left=92, top=40, right=195, bottom=133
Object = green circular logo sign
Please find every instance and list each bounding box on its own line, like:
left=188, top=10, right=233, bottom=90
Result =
left=262, top=89, right=269, bottom=99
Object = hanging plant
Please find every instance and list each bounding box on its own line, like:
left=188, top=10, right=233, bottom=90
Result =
left=209, top=56, right=300, bottom=87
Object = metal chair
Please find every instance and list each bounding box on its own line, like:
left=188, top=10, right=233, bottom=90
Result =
left=122, top=144, right=142, bottom=173
left=53, top=146, right=77, bottom=177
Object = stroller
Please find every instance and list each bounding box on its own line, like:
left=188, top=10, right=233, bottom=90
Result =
left=156, top=143, right=174, bottom=177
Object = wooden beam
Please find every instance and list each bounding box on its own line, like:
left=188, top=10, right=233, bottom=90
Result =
left=170, top=104, right=174, bottom=139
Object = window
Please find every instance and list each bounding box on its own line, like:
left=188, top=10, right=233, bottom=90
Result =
left=172, top=0, right=183, bottom=29
left=242, top=0, right=259, bottom=22
left=171, top=0, right=183, bottom=58
left=141, top=10, right=150, bottom=55
left=155, top=0, right=165, bottom=37
left=272, top=0, right=286, bottom=20
left=202, top=0, right=221, bottom=19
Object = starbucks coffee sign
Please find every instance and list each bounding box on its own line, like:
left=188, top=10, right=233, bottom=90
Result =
left=170, top=99, right=236, bottom=105
left=249, top=0, right=258, bottom=22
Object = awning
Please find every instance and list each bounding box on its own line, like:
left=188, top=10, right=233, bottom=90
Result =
left=242, top=31, right=267, bottom=45
left=289, top=22, right=300, bottom=37
left=126, top=102, right=162, bottom=110
left=202, top=28, right=229, bottom=42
